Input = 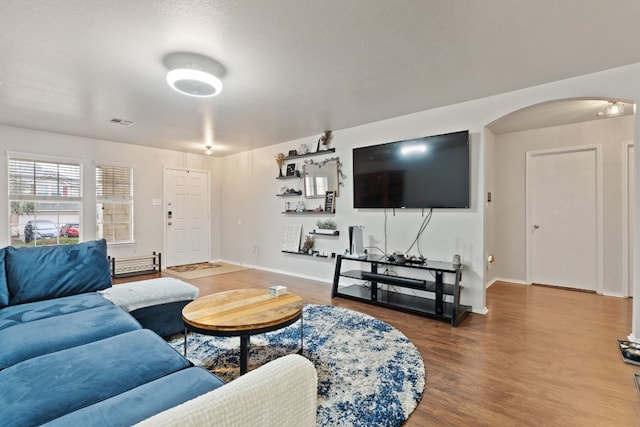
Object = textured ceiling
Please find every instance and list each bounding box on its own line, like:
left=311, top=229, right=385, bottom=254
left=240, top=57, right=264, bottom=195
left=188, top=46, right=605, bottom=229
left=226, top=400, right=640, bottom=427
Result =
left=0, top=1, right=639, bottom=156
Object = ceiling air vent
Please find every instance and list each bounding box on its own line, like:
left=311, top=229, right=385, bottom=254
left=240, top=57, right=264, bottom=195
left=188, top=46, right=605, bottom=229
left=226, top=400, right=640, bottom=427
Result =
left=110, top=118, right=135, bottom=126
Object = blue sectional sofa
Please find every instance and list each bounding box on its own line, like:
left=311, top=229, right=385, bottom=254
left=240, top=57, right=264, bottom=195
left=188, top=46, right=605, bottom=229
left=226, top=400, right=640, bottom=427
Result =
left=0, top=239, right=318, bottom=426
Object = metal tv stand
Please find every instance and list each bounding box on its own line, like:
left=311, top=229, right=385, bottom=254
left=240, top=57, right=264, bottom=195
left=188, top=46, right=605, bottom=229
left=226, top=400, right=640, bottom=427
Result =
left=331, top=254, right=471, bottom=327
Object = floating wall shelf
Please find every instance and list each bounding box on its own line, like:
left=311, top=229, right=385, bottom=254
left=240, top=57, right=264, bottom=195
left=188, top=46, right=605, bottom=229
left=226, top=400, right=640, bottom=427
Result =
left=309, top=230, right=339, bottom=236
left=284, top=148, right=335, bottom=160
left=282, top=210, right=335, bottom=215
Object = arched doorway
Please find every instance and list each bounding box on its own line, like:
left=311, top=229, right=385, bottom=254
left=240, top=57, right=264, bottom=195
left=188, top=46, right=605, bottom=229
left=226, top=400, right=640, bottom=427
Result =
left=484, top=98, right=635, bottom=295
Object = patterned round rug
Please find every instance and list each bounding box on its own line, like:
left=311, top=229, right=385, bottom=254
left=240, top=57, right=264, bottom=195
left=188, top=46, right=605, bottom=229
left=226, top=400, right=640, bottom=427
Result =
left=167, top=304, right=425, bottom=427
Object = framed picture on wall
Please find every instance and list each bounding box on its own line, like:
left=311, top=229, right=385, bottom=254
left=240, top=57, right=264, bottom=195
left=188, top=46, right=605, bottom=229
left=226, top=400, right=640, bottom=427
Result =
left=324, top=190, right=336, bottom=213
left=286, top=163, right=296, bottom=176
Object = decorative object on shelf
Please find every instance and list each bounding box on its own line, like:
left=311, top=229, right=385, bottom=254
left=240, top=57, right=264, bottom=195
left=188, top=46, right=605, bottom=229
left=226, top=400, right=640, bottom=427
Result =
left=317, top=130, right=333, bottom=151
left=387, top=252, right=426, bottom=265
left=277, top=186, right=302, bottom=196
left=285, top=202, right=291, bottom=211
left=453, top=254, right=462, bottom=268
left=317, top=219, right=337, bottom=230
left=286, top=163, right=297, bottom=177
left=303, top=157, right=346, bottom=198
left=295, top=201, right=306, bottom=212
left=288, top=150, right=298, bottom=157
left=282, top=224, right=302, bottom=253
left=313, top=219, right=339, bottom=235
left=302, top=235, right=315, bottom=253
left=324, top=190, right=336, bottom=213
left=275, top=153, right=285, bottom=177
left=298, top=144, right=309, bottom=155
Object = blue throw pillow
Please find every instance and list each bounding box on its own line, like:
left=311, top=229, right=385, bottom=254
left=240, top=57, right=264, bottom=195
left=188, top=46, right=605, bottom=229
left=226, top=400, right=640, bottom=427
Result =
left=6, top=239, right=112, bottom=305
left=0, top=248, right=8, bottom=308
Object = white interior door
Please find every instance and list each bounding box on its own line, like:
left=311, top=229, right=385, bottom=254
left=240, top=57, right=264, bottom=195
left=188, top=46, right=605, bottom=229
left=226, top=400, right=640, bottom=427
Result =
left=526, top=146, right=601, bottom=291
left=165, top=168, right=210, bottom=267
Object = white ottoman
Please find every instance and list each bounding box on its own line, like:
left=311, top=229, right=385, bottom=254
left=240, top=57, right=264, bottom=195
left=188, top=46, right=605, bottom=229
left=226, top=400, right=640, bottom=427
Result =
left=100, top=278, right=199, bottom=337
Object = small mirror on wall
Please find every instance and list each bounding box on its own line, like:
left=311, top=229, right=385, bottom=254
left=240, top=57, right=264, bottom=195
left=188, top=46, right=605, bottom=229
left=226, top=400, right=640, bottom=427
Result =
left=303, top=159, right=339, bottom=198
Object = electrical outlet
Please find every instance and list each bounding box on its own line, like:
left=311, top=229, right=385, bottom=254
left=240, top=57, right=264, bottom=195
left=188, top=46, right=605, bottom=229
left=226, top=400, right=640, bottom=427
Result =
left=250, top=244, right=258, bottom=254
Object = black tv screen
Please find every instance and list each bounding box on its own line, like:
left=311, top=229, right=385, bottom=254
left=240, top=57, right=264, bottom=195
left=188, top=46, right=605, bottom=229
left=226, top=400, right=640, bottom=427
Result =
left=353, top=130, right=470, bottom=209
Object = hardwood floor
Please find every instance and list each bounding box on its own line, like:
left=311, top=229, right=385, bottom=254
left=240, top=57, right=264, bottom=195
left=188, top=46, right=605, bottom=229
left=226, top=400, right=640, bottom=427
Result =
left=117, top=271, right=640, bottom=426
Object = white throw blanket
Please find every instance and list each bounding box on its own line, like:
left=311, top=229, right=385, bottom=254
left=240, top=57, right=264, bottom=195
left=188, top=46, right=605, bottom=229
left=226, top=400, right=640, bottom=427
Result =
left=99, top=278, right=199, bottom=312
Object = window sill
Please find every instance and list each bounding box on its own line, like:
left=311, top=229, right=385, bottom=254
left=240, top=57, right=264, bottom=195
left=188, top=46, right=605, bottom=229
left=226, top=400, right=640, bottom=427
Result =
left=105, top=240, right=136, bottom=247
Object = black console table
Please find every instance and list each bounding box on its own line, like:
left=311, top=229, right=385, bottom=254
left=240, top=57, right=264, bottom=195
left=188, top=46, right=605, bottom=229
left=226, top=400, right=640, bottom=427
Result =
left=331, top=255, right=471, bottom=326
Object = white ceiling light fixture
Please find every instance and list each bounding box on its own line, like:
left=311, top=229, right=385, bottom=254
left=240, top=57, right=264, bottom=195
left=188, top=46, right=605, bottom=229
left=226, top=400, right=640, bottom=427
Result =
left=167, top=69, right=223, bottom=97
left=163, top=52, right=226, bottom=98
left=204, top=144, right=213, bottom=155
left=598, top=101, right=625, bottom=118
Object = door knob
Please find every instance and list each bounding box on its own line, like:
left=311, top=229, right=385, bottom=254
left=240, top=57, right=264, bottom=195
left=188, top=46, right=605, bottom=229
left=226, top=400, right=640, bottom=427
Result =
left=533, top=224, right=540, bottom=229
left=168, top=222, right=172, bottom=226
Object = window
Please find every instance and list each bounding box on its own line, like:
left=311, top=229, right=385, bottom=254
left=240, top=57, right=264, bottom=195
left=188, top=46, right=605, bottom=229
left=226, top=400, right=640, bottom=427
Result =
left=8, top=156, right=82, bottom=246
left=96, top=165, right=133, bottom=243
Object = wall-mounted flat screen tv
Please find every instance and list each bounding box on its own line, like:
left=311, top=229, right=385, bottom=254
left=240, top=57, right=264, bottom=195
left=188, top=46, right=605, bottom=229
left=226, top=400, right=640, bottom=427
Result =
left=353, top=130, right=470, bottom=209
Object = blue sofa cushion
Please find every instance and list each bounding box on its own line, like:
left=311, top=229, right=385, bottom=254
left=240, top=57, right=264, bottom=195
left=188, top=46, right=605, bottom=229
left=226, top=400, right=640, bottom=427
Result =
left=0, top=329, right=190, bottom=427
left=5, top=239, right=112, bottom=305
left=0, top=304, right=142, bottom=369
left=43, top=367, right=224, bottom=427
left=0, top=247, right=8, bottom=308
left=0, top=292, right=112, bottom=330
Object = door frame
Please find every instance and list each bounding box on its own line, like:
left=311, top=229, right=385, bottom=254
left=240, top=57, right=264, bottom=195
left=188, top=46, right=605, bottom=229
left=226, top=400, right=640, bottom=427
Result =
left=525, top=145, right=603, bottom=293
left=163, top=166, right=211, bottom=268
left=622, top=141, right=635, bottom=297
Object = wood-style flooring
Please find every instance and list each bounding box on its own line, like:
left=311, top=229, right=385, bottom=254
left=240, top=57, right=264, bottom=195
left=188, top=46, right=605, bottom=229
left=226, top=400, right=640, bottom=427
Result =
left=117, top=270, right=640, bottom=426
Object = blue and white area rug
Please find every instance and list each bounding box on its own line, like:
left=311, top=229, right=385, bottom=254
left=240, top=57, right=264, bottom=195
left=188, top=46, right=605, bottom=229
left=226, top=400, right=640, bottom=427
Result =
left=167, top=304, right=425, bottom=427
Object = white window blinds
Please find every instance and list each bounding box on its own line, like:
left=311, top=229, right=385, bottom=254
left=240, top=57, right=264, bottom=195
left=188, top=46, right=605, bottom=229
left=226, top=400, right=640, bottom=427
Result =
left=96, top=165, right=133, bottom=201
left=9, top=158, right=81, bottom=199
left=96, top=165, right=134, bottom=243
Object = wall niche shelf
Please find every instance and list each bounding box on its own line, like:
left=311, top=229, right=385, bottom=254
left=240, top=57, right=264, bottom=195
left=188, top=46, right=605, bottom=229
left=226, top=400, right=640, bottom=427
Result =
left=276, top=192, right=302, bottom=197
left=332, top=255, right=471, bottom=327
left=276, top=174, right=301, bottom=180
left=284, top=148, right=335, bottom=160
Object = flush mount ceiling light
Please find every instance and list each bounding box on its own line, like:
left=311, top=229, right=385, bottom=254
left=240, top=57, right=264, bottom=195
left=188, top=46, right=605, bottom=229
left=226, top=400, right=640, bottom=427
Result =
left=598, top=101, right=625, bottom=118
left=163, top=52, right=226, bottom=98
left=204, top=144, right=213, bottom=155
left=167, top=69, right=222, bottom=97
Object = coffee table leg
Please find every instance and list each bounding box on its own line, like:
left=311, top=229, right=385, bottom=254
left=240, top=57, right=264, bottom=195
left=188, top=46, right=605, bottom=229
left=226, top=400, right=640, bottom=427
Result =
left=183, top=327, right=188, bottom=357
left=298, top=314, right=304, bottom=355
left=240, top=335, right=250, bottom=375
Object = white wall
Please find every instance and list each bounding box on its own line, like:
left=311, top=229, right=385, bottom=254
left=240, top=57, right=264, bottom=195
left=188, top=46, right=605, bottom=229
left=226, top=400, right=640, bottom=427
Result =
left=221, top=107, right=489, bottom=313
left=483, top=128, right=497, bottom=293
left=0, top=125, right=223, bottom=262
left=489, top=116, right=634, bottom=296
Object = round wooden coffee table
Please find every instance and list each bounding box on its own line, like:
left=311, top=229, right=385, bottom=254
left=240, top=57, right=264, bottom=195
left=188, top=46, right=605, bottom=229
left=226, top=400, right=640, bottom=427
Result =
left=182, top=288, right=303, bottom=375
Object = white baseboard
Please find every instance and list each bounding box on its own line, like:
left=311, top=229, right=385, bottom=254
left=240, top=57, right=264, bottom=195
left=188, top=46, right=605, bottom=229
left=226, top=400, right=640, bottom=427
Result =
left=216, top=258, right=333, bottom=285
left=485, top=277, right=530, bottom=288
left=472, top=307, right=489, bottom=315
left=601, top=291, right=628, bottom=298
left=628, top=333, right=639, bottom=343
